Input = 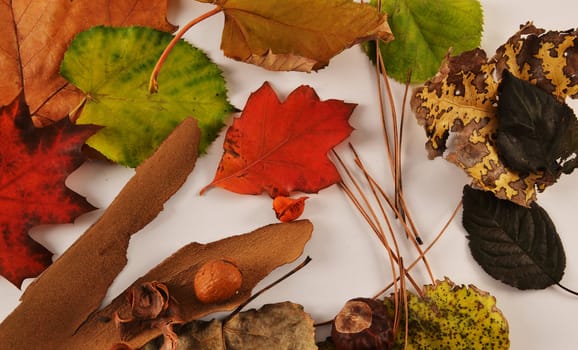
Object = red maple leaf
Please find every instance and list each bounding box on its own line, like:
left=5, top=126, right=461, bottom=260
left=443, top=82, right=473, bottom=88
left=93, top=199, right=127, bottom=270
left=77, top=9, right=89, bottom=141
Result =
left=0, top=93, right=99, bottom=287
left=202, top=83, right=356, bottom=197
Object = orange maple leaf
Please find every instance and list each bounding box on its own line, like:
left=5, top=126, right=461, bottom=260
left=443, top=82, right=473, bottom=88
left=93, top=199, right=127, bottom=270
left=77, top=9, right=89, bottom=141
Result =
left=202, top=83, right=356, bottom=197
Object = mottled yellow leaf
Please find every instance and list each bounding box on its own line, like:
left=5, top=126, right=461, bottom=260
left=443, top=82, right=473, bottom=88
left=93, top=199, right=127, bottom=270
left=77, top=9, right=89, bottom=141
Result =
left=386, top=278, right=510, bottom=349
left=412, top=23, right=578, bottom=206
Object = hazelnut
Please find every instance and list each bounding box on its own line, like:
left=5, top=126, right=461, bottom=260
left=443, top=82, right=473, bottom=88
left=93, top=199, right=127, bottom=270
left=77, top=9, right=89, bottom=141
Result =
left=193, top=259, right=243, bottom=304
left=331, top=297, right=394, bottom=350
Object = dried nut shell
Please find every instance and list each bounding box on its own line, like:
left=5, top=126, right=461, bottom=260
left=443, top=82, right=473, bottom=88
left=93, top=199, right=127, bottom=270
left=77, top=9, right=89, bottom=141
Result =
left=194, top=259, right=243, bottom=304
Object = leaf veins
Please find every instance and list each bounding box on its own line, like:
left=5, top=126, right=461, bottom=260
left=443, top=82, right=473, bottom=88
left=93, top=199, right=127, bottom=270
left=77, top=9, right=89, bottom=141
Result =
left=201, top=83, right=356, bottom=197
left=0, top=93, right=99, bottom=287
left=462, top=185, right=566, bottom=290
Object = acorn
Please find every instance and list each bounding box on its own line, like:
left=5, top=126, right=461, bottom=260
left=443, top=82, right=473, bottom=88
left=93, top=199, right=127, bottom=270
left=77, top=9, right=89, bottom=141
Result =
left=193, top=259, right=243, bottom=304
left=331, top=297, right=394, bottom=350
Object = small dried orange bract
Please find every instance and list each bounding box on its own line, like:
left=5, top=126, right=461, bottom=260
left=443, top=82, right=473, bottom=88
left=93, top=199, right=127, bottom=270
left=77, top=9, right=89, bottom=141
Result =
left=273, top=196, right=309, bottom=222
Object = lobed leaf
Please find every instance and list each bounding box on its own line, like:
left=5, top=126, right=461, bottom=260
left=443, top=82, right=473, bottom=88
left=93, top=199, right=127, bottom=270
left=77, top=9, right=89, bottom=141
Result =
left=0, top=93, right=98, bottom=287
left=202, top=83, right=355, bottom=197
left=364, top=0, right=483, bottom=83
left=61, top=26, right=234, bottom=167
left=210, top=0, right=393, bottom=72
left=462, top=185, right=566, bottom=290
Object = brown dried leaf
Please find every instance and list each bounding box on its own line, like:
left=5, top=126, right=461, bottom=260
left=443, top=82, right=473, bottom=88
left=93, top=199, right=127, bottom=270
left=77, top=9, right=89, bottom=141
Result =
left=212, top=0, right=393, bottom=72
left=141, top=319, right=226, bottom=350
left=142, top=302, right=316, bottom=350
left=223, top=302, right=316, bottom=350
left=412, top=23, right=578, bottom=206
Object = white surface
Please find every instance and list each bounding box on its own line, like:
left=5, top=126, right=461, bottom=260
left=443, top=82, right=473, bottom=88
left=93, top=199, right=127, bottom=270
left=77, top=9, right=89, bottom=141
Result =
left=2, top=1, right=578, bottom=349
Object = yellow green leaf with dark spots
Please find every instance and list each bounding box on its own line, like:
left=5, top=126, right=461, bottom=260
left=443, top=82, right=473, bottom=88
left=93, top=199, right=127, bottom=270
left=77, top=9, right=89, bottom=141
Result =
left=385, top=278, right=509, bottom=349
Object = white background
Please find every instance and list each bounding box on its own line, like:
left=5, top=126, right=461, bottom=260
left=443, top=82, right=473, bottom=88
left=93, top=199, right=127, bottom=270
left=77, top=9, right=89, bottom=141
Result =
left=2, top=1, right=578, bottom=349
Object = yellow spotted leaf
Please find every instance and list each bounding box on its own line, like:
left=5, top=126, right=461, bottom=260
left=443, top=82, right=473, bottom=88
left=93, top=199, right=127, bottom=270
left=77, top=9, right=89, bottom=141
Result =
left=412, top=23, right=578, bottom=206
left=386, top=278, right=510, bottom=349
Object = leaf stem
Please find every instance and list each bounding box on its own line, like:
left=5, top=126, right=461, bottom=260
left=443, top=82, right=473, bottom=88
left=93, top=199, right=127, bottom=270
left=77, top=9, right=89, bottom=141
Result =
left=148, top=6, right=223, bottom=93
left=374, top=201, right=462, bottom=297
left=225, top=256, right=312, bottom=322
left=556, top=282, right=578, bottom=296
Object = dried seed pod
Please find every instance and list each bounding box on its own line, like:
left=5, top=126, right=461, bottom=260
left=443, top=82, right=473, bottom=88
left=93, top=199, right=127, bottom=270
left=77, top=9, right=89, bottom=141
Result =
left=193, top=259, right=243, bottom=304
left=273, top=196, right=309, bottom=222
left=331, top=297, right=394, bottom=350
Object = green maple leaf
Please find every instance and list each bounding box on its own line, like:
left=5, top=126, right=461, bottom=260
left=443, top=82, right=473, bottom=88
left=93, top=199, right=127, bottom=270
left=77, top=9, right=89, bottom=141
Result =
left=386, top=278, right=510, bottom=349
left=364, top=0, right=483, bottom=83
left=61, top=26, right=234, bottom=167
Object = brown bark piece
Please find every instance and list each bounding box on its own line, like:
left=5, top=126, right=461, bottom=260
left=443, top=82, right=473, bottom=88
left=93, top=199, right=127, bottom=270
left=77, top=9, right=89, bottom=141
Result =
left=0, top=117, right=200, bottom=349
left=69, top=220, right=314, bottom=349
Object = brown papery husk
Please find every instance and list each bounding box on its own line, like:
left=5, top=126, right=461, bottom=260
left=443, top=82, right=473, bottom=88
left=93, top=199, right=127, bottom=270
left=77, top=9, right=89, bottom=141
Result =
left=68, top=220, right=314, bottom=349
left=0, top=117, right=201, bottom=349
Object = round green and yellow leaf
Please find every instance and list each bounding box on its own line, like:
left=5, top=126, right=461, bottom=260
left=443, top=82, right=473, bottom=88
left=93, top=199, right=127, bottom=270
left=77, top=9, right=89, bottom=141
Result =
left=61, top=26, right=234, bottom=167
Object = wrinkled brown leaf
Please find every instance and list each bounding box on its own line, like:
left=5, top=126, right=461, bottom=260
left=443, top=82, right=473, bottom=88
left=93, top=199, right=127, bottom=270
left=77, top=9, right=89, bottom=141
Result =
left=0, top=0, right=175, bottom=126
left=224, top=302, right=316, bottom=350
left=206, top=0, right=393, bottom=72
left=141, top=319, right=225, bottom=350
left=412, top=23, right=578, bottom=206
left=0, top=118, right=200, bottom=350
left=142, top=302, right=317, bottom=350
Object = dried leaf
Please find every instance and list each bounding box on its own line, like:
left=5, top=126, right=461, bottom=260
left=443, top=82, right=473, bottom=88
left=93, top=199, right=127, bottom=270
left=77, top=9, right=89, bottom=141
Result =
left=386, top=278, right=510, bottom=349
left=142, top=302, right=316, bottom=350
left=224, top=302, right=316, bottom=350
left=462, top=185, right=566, bottom=290
left=364, top=0, right=483, bottom=82
left=207, top=0, right=393, bottom=72
left=0, top=118, right=201, bottom=350
left=0, top=0, right=174, bottom=125
left=412, top=23, right=578, bottom=206
left=68, top=220, right=313, bottom=349
left=142, top=319, right=225, bottom=350
left=202, top=83, right=355, bottom=197
left=496, top=70, right=578, bottom=177
left=0, top=93, right=98, bottom=287
left=492, top=24, right=578, bottom=100
left=62, top=26, right=234, bottom=167
left=273, top=196, right=309, bottom=222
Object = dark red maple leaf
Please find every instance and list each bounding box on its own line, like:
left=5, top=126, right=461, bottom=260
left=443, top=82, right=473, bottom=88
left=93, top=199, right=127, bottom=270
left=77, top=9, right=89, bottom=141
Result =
left=202, top=82, right=356, bottom=197
left=0, top=93, right=99, bottom=287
